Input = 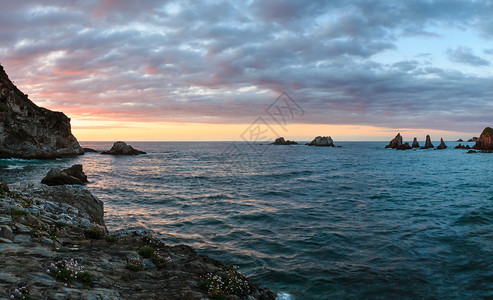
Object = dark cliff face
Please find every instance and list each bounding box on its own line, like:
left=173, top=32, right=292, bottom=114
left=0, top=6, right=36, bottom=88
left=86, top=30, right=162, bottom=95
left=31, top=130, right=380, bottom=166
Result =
left=0, top=64, right=83, bottom=158
left=473, top=127, right=493, bottom=151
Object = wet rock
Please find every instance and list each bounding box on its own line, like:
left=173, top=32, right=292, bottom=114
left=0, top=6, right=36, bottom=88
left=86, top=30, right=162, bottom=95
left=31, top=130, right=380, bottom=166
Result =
left=83, top=148, right=98, bottom=153
left=41, top=164, right=88, bottom=186
left=467, top=150, right=477, bottom=153
left=412, top=137, right=420, bottom=148
left=455, top=143, right=470, bottom=149
left=421, top=135, right=434, bottom=149
left=272, top=137, right=297, bottom=145
left=456, top=139, right=464, bottom=142
left=307, top=136, right=334, bottom=147
left=0, top=182, right=9, bottom=193
left=436, top=138, right=447, bottom=150
left=472, top=127, right=493, bottom=151
left=0, top=225, right=13, bottom=240
left=385, top=133, right=403, bottom=149
left=101, top=141, right=146, bottom=155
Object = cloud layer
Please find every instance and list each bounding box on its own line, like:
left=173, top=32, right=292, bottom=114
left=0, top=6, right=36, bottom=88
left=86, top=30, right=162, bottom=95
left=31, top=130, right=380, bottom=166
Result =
left=1, top=0, right=492, bottom=133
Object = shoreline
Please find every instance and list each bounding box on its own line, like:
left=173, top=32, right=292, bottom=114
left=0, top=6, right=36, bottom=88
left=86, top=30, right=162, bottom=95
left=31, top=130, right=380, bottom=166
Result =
left=0, top=182, right=277, bottom=299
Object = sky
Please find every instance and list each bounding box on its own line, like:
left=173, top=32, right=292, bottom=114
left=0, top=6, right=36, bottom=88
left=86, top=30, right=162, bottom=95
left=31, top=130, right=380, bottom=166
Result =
left=1, top=0, right=493, bottom=141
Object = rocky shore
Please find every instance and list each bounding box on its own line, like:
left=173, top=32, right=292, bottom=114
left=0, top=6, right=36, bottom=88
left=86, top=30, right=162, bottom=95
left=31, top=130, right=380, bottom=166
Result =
left=0, top=183, right=276, bottom=300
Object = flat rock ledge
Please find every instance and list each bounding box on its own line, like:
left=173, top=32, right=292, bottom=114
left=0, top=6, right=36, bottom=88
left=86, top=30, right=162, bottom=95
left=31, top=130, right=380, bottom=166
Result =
left=0, top=183, right=276, bottom=300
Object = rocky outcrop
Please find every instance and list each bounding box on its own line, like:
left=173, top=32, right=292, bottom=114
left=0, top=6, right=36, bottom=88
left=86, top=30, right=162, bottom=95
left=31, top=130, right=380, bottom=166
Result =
left=472, top=127, right=493, bottom=151
left=436, top=138, right=447, bottom=150
left=41, top=164, right=88, bottom=186
left=0, top=64, right=83, bottom=159
left=468, top=137, right=479, bottom=142
left=0, top=184, right=276, bottom=299
left=421, top=135, right=434, bottom=149
left=83, top=147, right=98, bottom=153
left=272, top=137, right=297, bottom=145
left=456, top=139, right=464, bottom=142
left=101, top=141, right=146, bottom=155
left=385, top=133, right=411, bottom=150
left=412, top=137, right=420, bottom=148
left=307, top=136, right=334, bottom=147
left=455, top=143, right=471, bottom=149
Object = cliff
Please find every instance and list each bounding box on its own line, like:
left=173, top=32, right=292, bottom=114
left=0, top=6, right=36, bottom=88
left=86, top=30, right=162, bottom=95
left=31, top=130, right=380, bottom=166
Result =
left=473, top=127, right=493, bottom=151
left=0, top=64, right=83, bottom=159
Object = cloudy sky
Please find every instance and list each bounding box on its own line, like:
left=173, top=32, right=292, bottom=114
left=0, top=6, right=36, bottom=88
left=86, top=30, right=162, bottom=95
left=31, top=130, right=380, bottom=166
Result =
left=1, top=0, right=492, bottom=141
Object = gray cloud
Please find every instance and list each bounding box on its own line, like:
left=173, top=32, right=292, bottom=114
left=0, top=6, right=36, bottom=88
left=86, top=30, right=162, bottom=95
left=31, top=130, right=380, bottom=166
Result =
left=1, top=0, right=493, bottom=134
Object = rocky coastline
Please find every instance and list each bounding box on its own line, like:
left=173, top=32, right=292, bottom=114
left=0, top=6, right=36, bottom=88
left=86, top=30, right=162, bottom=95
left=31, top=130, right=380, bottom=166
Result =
left=0, top=182, right=276, bottom=299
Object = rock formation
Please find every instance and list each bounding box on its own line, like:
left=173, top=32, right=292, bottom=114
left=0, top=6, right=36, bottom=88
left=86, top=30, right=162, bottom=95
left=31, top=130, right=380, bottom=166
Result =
left=455, top=144, right=471, bottom=149
left=101, top=141, right=146, bottom=155
left=385, top=133, right=411, bottom=150
left=0, top=183, right=276, bottom=299
left=456, top=139, right=463, bottom=142
left=272, top=137, right=297, bottom=145
left=0, top=64, right=83, bottom=159
left=83, top=147, right=98, bottom=153
left=412, top=137, right=420, bottom=148
left=307, top=136, right=334, bottom=147
left=436, top=138, right=447, bottom=149
left=472, top=127, right=493, bottom=151
left=421, top=135, right=434, bottom=149
left=41, top=164, right=88, bottom=186
left=468, top=137, right=479, bottom=142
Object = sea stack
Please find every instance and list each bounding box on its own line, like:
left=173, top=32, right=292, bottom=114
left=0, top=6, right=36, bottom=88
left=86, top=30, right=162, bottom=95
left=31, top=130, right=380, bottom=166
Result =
left=472, top=127, right=493, bottom=151
left=385, top=133, right=411, bottom=150
left=307, top=136, right=335, bottom=147
left=0, top=64, right=83, bottom=159
left=436, top=138, right=447, bottom=150
left=412, top=137, right=420, bottom=148
left=421, top=135, right=434, bottom=149
left=101, top=141, right=146, bottom=155
left=272, top=137, right=297, bottom=145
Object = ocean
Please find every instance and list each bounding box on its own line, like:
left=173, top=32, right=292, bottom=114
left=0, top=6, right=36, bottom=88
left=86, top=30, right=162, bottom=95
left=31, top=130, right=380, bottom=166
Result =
left=1, top=141, right=493, bottom=299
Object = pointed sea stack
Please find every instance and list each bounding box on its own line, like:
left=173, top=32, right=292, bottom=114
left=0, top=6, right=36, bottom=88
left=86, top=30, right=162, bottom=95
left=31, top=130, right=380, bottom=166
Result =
left=421, top=135, right=434, bottom=149
left=307, top=136, right=334, bottom=147
left=472, top=127, right=493, bottom=151
left=0, top=64, right=83, bottom=158
left=385, top=133, right=403, bottom=149
left=412, top=137, right=420, bottom=148
left=436, top=138, right=447, bottom=149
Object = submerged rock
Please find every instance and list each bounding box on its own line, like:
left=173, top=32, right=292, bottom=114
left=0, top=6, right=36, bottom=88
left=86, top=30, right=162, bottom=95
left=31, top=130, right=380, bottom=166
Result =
left=0, top=65, right=83, bottom=159
left=307, top=136, right=334, bottom=147
left=436, top=138, right=447, bottom=150
left=272, top=137, right=298, bottom=145
left=101, top=141, right=146, bottom=155
left=421, top=135, right=434, bottom=149
left=41, top=164, right=88, bottom=186
left=472, top=127, right=493, bottom=151
left=412, top=137, right=420, bottom=148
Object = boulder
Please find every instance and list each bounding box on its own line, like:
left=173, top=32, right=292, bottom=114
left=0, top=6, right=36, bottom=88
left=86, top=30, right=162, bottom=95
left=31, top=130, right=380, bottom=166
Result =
left=412, top=137, right=420, bottom=148
left=41, top=164, right=88, bottom=186
left=0, top=65, right=83, bottom=159
left=272, top=137, right=298, bottom=145
left=421, top=135, right=434, bottom=149
left=307, top=136, right=335, bottom=147
left=436, top=138, right=447, bottom=150
left=455, top=143, right=466, bottom=149
left=472, top=127, right=493, bottom=151
left=101, top=141, right=146, bottom=155
left=398, top=142, right=412, bottom=150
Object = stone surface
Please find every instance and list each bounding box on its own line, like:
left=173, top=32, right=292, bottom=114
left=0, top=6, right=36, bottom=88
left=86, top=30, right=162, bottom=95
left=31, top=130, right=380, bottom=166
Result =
left=83, top=148, right=98, bottom=153
left=421, top=135, right=434, bottom=149
left=307, top=136, right=334, bottom=147
left=436, top=138, right=447, bottom=150
left=472, top=127, right=493, bottom=151
left=385, top=133, right=411, bottom=150
left=412, top=137, right=420, bottom=148
left=272, top=137, right=297, bottom=145
left=456, top=139, right=463, bottom=142
left=455, top=143, right=470, bottom=149
left=101, top=141, right=146, bottom=155
left=0, top=185, right=276, bottom=300
left=0, top=65, right=83, bottom=159
left=468, top=137, right=479, bottom=142
left=41, top=164, right=88, bottom=186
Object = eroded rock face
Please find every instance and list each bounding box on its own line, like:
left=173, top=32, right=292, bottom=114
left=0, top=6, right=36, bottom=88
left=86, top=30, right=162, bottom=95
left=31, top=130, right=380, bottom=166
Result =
left=412, top=137, right=420, bottom=148
left=436, top=138, right=447, bottom=150
left=272, top=137, right=297, bottom=145
left=101, top=141, right=146, bottom=155
left=307, top=136, right=334, bottom=147
left=385, top=133, right=402, bottom=149
left=473, top=127, right=493, bottom=151
left=0, top=65, right=83, bottom=159
left=421, top=135, right=434, bottom=149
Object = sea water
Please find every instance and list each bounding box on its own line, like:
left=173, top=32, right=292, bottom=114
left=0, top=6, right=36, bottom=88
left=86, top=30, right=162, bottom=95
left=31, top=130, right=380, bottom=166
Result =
left=1, top=141, right=493, bottom=299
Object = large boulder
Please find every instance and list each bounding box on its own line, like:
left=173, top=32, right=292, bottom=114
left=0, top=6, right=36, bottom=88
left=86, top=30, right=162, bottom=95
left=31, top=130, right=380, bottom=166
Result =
left=472, top=127, right=493, bottom=150
left=101, top=141, right=146, bottom=155
left=41, top=164, right=88, bottom=186
left=436, top=138, right=447, bottom=150
left=412, top=137, right=420, bottom=148
left=272, top=137, right=297, bottom=145
left=0, top=65, right=83, bottom=159
left=307, top=136, right=334, bottom=147
left=421, top=135, right=434, bottom=149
